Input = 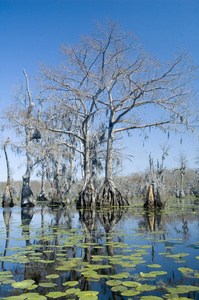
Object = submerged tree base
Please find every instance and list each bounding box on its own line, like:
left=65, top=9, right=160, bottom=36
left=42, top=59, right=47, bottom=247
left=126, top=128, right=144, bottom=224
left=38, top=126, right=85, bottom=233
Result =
left=77, top=181, right=96, bottom=208
left=144, top=183, right=167, bottom=210
left=21, top=185, right=36, bottom=207
left=96, top=179, right=129, bottom=207
left=37, top=190, right=48, bottom=202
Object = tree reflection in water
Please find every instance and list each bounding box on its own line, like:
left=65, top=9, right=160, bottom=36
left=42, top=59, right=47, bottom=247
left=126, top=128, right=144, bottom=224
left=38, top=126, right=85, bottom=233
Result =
left=0, top=200, right=198, bottom=299
left=2, top=208, right=12, bottom=271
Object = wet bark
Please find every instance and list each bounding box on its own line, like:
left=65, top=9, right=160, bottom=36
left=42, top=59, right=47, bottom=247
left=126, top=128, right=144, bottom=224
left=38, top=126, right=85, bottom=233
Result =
left=144, top=182, right=166, bottom=210
left=2, top=139, right=14, bottom=207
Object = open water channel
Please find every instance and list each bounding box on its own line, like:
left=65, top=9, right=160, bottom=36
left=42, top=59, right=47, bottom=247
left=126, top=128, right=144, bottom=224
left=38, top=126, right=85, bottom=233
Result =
left=0, top=197, right=199, bottom=300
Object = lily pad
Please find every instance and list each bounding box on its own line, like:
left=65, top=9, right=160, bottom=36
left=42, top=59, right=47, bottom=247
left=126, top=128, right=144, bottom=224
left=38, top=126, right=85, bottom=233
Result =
left=39, top=282, right=57, bottom=288
left=137, top=284, right=156, bottom=291
left=122, top=281, right=141, bottom=287
left=45, top=274, right=59, bottom=279
left=63, top=281, right=79, bottom=286
left=121, top=289, right=141, bottom=296
left=45, top=291, right=67, bottom=298
left=111, top=285, right=127, bottom=292
left=12, top=280, right=35, bottom=289
left=140, top=297, right=163, bottom=300
left=110, top=272, right=130, bottom=279
left=147, top=264, right=161, bottom=268
left=106, top=280, right=122, bottom=286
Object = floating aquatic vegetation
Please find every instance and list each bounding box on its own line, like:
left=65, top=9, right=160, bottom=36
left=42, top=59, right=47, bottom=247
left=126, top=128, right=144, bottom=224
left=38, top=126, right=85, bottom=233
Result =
left=12, top=279, right=35, bottom=289
left=106, top=279, right=122, bottom=286
left=122, top=281, right=141, bottom=287
left=109, top=272, right=130, bottom=279
left=39, top=282, right=57, bottom=288
left=75, top=290, right=99, bottom=300
left=166, top=285, right=199, bottom=294
left=147, top=264, right=161, bottom=268
left=121, top=289, right=141, bottom=296
left=63, top=280, right=79, bottom=286
left=140, top=297, right=163, bottom=300
left=45, top=291, right=67, bottom=298
left=111, top=284, right=127, bottom=292
left=3, top=293, right=47, bottom=299
left=137, top=284, right=156, bottom=291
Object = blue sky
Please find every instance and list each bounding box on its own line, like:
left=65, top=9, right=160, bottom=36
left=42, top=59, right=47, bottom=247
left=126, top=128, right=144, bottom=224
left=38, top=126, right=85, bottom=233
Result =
left=0, top=0, right=199, bottom=181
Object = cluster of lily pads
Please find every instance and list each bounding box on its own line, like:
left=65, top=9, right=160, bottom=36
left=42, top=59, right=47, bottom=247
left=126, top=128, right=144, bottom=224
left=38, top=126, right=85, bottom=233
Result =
left=0, top=201, right=199, bottom=300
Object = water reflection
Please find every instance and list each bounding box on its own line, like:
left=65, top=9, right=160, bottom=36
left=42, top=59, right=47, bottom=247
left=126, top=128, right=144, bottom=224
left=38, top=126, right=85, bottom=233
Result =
left=0, top=200, right=198, bottom=299
left=2, top=208, right=11, bottom=271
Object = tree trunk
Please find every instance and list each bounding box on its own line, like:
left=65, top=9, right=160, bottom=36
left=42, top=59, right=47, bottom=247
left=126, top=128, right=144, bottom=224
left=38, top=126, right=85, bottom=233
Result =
left=37, top=163, right=48, bottom=201
left=144, top=182, right=166, bottom=210
left=97, top=122, right=129, bottom=207
left=2, top=140, right=14, bottom=207
left=21, top=132, right=36, bottom=207
left=77, top=123, right=96, bottom=208
left=179, top=173, right=185, bottom=198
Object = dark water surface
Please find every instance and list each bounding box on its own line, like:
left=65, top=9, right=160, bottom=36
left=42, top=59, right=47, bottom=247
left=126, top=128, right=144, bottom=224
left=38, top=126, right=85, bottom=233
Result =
left=0, top=198, right=199, bottom=299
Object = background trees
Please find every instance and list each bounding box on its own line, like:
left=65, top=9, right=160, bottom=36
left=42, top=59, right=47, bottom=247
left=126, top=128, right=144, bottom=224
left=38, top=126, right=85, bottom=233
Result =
left=2, top=20, right=198, bottom=207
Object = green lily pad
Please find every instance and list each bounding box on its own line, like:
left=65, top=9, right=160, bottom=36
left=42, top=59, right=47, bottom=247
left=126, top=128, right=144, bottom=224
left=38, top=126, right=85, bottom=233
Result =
left=122, top=281, right=141, bottom=287
left=150, top=271, right=167, bottom=276
left=121, top=289, right=141, bottom=296
left=2, top=279, right=16, bottom=285
left=110, top=272, right=130, bottom=279
left=65, top=288, right=81, bottom=295
left=39, top=282, right=57, bottom=288
left=140, top=297, right=163, bottom=300
left=45, top=291, right=67, bottom=298
left=106, top=280, right=122, bottom=286
left=63, top=281, right=79, bottom=286
left=137, top=284, right=156, bottom=291
left=76, top=290, right=99, bottom=300
left=45, top=274, right=59, bottom=279
left=147, top=264, right=161, bottom=268
left=178, top=267, right=193, bottom=273
left=111, top=285, right=127, bottom=292
left=12, top=279, right=35, bottom=289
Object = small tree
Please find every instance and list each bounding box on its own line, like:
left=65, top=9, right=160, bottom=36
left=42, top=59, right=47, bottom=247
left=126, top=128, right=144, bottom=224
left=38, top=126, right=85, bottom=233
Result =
left=2, top=138, right=14, bottom=207
left=176, top=153, right=188, bottom=198
left=4, top=69, right=40, bottom=207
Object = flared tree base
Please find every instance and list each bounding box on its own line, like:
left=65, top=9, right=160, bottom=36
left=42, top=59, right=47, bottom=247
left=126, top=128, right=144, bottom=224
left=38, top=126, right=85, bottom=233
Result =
left=21, top=185, right=36, bottom=207
left=96, top=179, right=129, bottom=207
left=37, top=190, right=48, bottom=202
left=77, top=182, right=96, bottom=208
left=144, top=184, right=166, bottom=210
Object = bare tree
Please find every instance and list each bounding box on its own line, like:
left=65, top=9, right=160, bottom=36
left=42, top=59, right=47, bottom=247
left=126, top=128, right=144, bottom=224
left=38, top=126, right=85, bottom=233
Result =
left=40, top=35, right=107, bottom=207
left=4, top=69, right=40, bottom=207
left=93, top=20, right=198, bottom=206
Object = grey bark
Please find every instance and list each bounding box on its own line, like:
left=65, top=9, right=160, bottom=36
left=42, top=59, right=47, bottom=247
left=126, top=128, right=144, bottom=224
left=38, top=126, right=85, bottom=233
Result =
left=21, top=70, right=36, bottom=207
left=2, top=138, right=14, bottom=207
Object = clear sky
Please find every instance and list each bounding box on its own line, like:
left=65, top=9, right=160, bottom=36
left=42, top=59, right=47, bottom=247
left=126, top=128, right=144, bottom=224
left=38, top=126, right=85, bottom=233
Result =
left=0, top=0, right=199, bottom=181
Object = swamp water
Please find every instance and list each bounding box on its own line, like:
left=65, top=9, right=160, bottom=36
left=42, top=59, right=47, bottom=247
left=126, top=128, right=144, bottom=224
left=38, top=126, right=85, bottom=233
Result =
left=0, top=198, right=199, bottom=300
